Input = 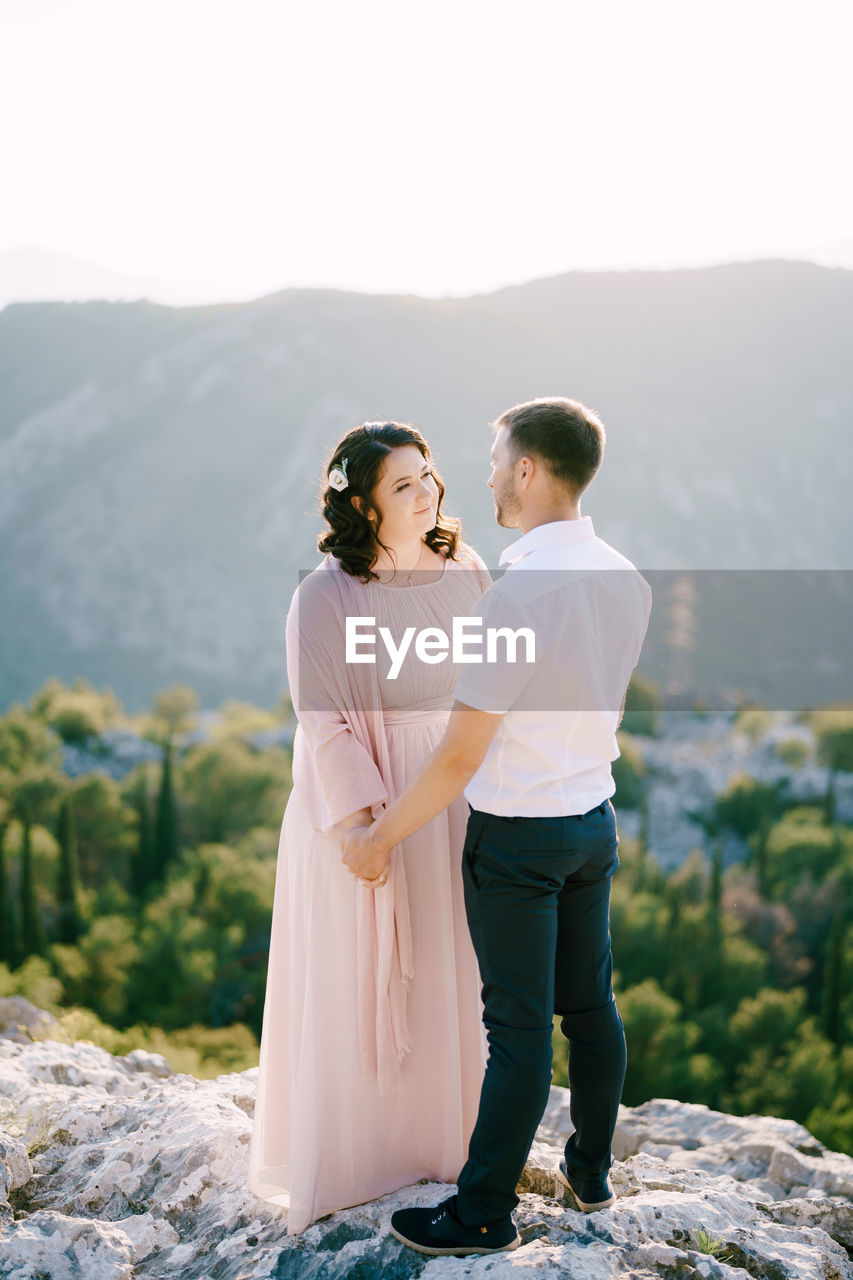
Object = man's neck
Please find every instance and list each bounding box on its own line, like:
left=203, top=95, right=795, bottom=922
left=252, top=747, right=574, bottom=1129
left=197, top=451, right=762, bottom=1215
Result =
left=515, top=506, right=582, bottom=536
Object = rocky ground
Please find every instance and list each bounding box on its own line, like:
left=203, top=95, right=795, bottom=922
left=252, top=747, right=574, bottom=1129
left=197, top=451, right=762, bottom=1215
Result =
left=2, top=998, right=853, bottom=1278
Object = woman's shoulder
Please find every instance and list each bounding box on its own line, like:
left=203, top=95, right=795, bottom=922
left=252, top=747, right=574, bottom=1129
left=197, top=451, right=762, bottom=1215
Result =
left=452, top=541, right=490, bottom=572
left=445, top=541, right=493, bottom=596
left=451, top=539, right=479, bottom=563
left=292, top=555, right=367, bottom=614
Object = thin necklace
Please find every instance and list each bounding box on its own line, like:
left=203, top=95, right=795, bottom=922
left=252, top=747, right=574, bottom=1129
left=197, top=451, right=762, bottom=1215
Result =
left=405, top=540, right=426, bottom=586
left=377, top=540, right=426, bottom=586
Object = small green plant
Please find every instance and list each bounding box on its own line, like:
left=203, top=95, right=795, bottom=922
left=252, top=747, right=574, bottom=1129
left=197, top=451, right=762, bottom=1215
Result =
left=693, top=1227, right=729, bottom=1260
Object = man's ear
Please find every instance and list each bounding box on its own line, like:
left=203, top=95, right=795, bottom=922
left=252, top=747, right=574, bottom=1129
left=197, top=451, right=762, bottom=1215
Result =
left=517, top=454, right=536, bottom=488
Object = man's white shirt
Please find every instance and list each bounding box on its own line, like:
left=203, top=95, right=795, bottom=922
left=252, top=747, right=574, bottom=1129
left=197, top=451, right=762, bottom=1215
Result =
left=453, top=517, right=652, bottom=817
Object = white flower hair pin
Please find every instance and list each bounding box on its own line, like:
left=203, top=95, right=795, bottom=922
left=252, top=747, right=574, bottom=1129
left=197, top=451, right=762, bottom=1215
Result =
left=328, top=457, right=349, bottom=492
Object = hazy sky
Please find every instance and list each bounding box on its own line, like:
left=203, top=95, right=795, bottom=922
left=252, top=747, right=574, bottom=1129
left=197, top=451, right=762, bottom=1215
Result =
left=2, top=0, right=851, bottom=303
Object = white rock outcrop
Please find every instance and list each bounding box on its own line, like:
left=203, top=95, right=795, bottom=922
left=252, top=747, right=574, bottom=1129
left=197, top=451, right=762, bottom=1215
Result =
left=2, top=1010, right=853, bottom=1279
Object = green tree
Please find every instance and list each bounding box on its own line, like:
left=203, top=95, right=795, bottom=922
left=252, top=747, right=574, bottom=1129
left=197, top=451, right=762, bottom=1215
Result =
left=621, top=672, right=661, bottom=737
left=618, top=978, right=722, bottom=1104
left=0, top=705, right=62, bottom=772
left=763, top=807, right=840, bottom=898
left=702, top=839, right=724, bottom=1004
left=715, top=773, right=782, bottom=842
left=212, top=698, right=280, bottom=741
left=55, top=795, right=82, bottom=944
left=121, top=834, right=276, bottom=1034
left=178, top=740, right=291, bottom=846
left=12, top=764, right=63, bottom=961
left=0, top=953, right=64, bottom=1011
left=28, top=677, right=125, bottom=742
left=67, top=773, right=137, bottom=888
left=611, top=733, right=647, bottom=810
left=125, top=873, right=217, bottom=1028
left=810, top=706, right=853, bottom=827
left=710, top=931, right=768, bottom=1011
left=52, top=914, right=141, bottom=1024
left=185, top=838, right=275, bottom=1030
left=12, top=763, right=64, bottom=829
left=733, top=706, right=775, bottom=745
left=811, top=707, right=853, bottom=773
left=610, top=880, right=670, bottom=987
left=774, top=736, right=809, bottom=769
left=154, top=740, right=180, bottom=881
left=663, top=850, right=709, bottom=1007
left=821, top=888, right=848, bottom=1048
left=271, top=690, right=294, bottom=723
left=727, top=1007, right=837, bottom=1126
left=824, top=773, right=837, bottom=826
left=636, top=792, right=651, bottom=890
left=136, top=685, right=199, bottom=746
left=750, top=814, right=773, bottom=898
left=0, top=787, right=22, bottom=968
left=19, top=820, right=48, bottom=958
left=722, top=866, right=809, bottom=990
left=128, top=769, right=155, bottom=897
left=728, top=986, right=808, bottom=1058
left=28, top=677, right=124, bottom=744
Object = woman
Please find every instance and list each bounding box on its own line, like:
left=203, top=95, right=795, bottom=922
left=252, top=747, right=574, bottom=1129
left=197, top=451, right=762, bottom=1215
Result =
left=248, top=420, right=491, bottom=1234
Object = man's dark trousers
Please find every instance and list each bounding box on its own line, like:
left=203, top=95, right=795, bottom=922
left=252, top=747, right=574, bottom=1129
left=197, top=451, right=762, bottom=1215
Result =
left=454, top=798, right=626, bottom=1226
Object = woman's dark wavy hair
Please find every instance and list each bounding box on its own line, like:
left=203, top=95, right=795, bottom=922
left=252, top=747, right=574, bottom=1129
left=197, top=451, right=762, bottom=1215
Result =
left=317, top=421, right=462, bottom=581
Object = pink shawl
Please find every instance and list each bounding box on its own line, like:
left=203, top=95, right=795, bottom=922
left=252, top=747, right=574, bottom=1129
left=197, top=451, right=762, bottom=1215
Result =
left=285, top=553, right=416, bottom=1095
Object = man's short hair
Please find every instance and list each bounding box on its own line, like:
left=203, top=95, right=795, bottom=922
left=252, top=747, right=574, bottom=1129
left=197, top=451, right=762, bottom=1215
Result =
left=493, top=396, right=606, bottom=496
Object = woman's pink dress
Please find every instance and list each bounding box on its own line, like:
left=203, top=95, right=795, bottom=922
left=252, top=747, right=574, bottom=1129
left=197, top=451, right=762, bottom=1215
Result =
left=248, top=551, right=489, bottom=1234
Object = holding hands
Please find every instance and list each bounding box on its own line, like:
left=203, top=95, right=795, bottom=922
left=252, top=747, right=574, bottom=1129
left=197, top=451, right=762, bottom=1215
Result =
left=343, top=823, right=390, bottom=888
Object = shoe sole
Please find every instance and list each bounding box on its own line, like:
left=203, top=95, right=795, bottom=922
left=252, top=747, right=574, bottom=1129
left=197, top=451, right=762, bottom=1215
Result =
left=389, top=1224, right=522, bottom=1257
left=555, top=1165, right=615, bottom=1212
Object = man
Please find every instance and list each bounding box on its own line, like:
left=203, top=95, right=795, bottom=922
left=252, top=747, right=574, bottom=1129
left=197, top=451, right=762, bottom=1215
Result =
left=344, top=396, right=652, bottom=1257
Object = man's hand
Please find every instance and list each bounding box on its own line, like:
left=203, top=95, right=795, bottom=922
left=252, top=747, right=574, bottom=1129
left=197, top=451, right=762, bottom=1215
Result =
left=342, top=701, right=502, bottom=885
left=343, top=823, right=390, bottom=886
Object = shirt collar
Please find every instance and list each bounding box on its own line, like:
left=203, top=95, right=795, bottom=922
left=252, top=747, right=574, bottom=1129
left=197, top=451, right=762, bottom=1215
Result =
left=499, top=517, right=596, bottom=566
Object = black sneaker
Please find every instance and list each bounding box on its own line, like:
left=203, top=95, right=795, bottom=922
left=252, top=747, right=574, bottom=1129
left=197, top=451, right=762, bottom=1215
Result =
left=556, top=1157, right=615, bottom=1211
left=390, top=1195, right=521, bottom=1257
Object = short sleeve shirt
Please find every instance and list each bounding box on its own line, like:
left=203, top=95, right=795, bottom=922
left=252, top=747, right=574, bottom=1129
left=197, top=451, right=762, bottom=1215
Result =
left=453, top=517, right=652, bottom=816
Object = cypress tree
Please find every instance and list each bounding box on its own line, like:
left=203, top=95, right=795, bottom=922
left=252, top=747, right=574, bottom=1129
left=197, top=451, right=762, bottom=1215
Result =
left=636, top=791, right=649, bottom=892
left=130, top=771, right=155, bottom=896
left=704, top=838, right=724, bottom=1003
left=56, top=794, right=82, bottom=944
left=824, top=771, right=837, bottom=827
left=709, top=840, right=723, bottom=944
left=154, top=740, right=179, bottom=881
left=20, top=820, right=48, bottom=958
left=821, top=891, right=846, bottom=1048
left=664, top=883, right=684, bottom=1003
left=0, top=824, right=22, bottom=968
left=753, top=814, right=771, bottom=899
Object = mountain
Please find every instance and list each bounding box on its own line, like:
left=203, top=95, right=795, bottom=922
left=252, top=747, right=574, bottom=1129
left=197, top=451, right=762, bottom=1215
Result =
left=807, top=237, right=853, bottom=272
left=0, top=249, right=179, bottom=313
left=0, top=260, right=851, bottom=712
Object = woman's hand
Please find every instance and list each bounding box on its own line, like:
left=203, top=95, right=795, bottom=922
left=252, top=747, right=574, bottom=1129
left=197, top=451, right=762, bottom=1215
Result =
left=343, top=824, right=390, bottom=886
left=329, top=807, right=375, bottom=849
